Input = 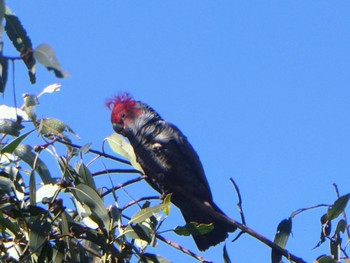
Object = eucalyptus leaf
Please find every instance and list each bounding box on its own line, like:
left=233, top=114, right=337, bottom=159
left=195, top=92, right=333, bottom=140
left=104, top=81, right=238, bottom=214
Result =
left=327, top=194, right=350, bottom=221
left=105, top=133, right=144, bottom=173
left=271, top=217, right=292, bottom=263
left=77, top=163, right=96, bottom=190
left=29, top=170, right=36, bottom=206
left=70, top=184, right=110, bottom=232
left=0, top=56, right=8, bottom=93
left=223, top=244, right=232, bottom=263
left=314, top=255, right=336, bottom=263
left=34, top=44, right=69, bottom=78
left=129, top=202, right=169, bottom=225
left=4, top=10, right=36, bottom=83
left=1, top=130, right=33, bottom=154
left=0, top=105, right=29, bottom=120
left=0, top=167, right=25, bottom=200
left=14, top=144, right=55, bottom=184
left=29, top=216, right=51, bottom=255
left=142, top=253, right=171, bottom=263
left=334, top=219, right=346, bottom=235
left=36, top=184, right=60, bottom=202
left=0, top=119, right=24, bottom=136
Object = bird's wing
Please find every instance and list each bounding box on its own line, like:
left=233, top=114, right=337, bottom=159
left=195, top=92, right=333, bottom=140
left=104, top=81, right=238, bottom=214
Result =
left=154, top=121, right=213, bottom=200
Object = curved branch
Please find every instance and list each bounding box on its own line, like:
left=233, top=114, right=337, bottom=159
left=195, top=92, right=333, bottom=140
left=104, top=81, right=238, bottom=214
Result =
left=156, top=233, right=212, bottom=263
left=92, top=168, right=142, bottom=177
left=101, top=176, right=145, bottom=198
left=56, top=139, right=131, bottom=165
left=121, top=196, right=160, bottom=211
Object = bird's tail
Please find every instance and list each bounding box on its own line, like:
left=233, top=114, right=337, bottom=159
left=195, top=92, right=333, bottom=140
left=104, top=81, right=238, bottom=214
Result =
left=180, top=201, right=236, bottom=251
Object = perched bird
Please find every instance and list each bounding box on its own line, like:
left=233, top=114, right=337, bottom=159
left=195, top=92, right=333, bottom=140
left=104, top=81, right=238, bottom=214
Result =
left=107, top=93, right=235, bottom=251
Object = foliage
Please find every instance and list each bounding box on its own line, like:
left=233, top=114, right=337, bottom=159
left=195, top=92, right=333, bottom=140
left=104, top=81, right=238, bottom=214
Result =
left=0, top=3, right=349, bottom=263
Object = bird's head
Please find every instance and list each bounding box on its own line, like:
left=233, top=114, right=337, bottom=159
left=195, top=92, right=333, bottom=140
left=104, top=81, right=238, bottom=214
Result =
left=106, top=93, right=142, bottom=135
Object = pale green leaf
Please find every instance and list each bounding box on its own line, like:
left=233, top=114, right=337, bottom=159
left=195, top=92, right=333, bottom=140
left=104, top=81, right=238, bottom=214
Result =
left=70, top=184, right=110, bottom=232
left=327, top=194, right=350, bottom=221
left=105, top=133, right=144, bottom=173
left=129, top=202, right=169, bottom=224
left=34, top=44, right=69, bottom=78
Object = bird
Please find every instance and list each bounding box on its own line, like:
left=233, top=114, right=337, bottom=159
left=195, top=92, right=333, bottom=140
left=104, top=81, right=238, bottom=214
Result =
left=106, top=93, right=236, bottom=251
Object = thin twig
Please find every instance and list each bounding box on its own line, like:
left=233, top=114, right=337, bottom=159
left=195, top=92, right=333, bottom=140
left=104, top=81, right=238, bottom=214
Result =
left=121, top=196, right=160, bottom=211
left=93, top=168, right=142, bottom=177
left=101, top=176, right=146, bottom=198
left=230, top=177, right=246, bottom=225
left=56, top=139, right=131, bottom=165
left=156, top=233, right=212, bottom=263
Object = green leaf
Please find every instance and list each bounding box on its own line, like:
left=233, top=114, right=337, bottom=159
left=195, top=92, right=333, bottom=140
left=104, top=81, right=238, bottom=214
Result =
left=314, top=214, right=331, bottom=249
left=129, top=202, right=169, bottom=224
left=163, top=193, right=171, bottom=216
left=0, top=171, right=13, bottom=193
left=0, top=210, right=22, bottom=239
left=36, top=184, right=60, bottom=203
left=29, top=170, right=36, bottom=206
left=77, top=163, right=96, bottom=190
left=14, top=144, right=55, bottom=184
left=69, top=184, right=110, bottom=232
left=142, top=253, right=171, bottom=263
left=0, top=119, right=24, bottom=136
left=1, top=167, right=25, bottom=201
left=174, top=222, right=214, bottom=237
left=4, top=10, right=36, bottom=83
left=0, top=105, right=29, bottom=120
left=105, top=133, right=144, bottom=173
left=334, top=219, right=346, bottom=235
left=271, top=218, right=292, bottom=263
left=327, top=194, right=350, bottom=221
left=314, top=255, right=336, bottom=263
left=123, top=223, right=153, bottom=243
left=330, top=239, right=339, bottom=261
left=29, top=216, right=51, bottom=255
left=223, top=244, right=232, bottom=263
left=1, top=130, right=33, bottom=154
left=34, top=44, right=69, bottom=78
left=0, top=56, right=8, bottom=93
left=52, top=241, right=65, bottom=263
left=37, top=241, right=53, bottom=263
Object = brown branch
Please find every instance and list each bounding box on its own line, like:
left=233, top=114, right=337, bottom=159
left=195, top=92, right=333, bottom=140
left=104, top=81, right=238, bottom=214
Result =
left=56, top=139, right=131, bottom=165
left=121, top=196, right=160, bottom=211
left=156, top=233, right=212, bottom=263
left=92, top=168, right=142, bottom=177
left=230, top=177, right=246, bottom=226
left=101, top=176, right=145, bottom=198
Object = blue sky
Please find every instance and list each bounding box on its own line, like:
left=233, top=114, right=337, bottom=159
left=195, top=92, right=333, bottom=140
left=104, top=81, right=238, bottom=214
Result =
left=3, top=1, right=350, bottom=262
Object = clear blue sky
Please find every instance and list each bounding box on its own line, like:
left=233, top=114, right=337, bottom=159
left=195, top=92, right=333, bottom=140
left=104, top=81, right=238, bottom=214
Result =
left=3, top=1, right=350, bottom=262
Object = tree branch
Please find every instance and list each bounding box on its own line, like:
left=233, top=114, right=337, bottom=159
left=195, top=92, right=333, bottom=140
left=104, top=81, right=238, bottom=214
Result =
left=101, top=176, right=146, bottom=198
left=92, top=168, right=142, bottom=177
left=156, top=233, right=212, bottom=263
left=171, top=184, right=307, bottom=263
left=56, top=139, right=131, bottom=165
left=230, top=177, right=246, bottom=226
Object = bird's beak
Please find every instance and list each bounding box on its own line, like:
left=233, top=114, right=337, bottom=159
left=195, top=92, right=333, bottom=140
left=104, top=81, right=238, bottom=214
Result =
left=112, top=122, right=124, bottom=133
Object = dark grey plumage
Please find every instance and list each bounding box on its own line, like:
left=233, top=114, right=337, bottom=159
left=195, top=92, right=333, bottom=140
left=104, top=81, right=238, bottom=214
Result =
left=109, top=96, right=235, bottom=251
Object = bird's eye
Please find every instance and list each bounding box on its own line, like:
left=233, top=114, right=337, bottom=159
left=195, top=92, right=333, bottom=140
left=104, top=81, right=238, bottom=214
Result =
left=120, top=113, right=127, bottom=120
